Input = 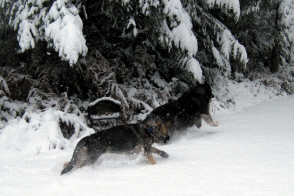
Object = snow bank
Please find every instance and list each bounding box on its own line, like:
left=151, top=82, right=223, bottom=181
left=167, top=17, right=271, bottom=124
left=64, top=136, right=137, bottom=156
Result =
left=0, top=105, right=94, bottom=155
left=211, top=73, right=287, bottom=114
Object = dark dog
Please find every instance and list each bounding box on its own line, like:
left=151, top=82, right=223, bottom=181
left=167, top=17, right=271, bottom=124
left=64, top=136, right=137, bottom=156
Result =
left=143, top=82, right=219, bottom=139
left=61, top=120, right=171, bottom=175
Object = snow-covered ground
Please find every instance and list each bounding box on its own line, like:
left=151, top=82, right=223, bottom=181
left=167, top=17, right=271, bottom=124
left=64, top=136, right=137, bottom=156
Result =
left=1, top=95, right=294, bottom=196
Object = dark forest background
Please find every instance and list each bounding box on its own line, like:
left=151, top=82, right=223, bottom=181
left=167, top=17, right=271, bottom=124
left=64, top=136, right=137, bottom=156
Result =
left=1, top=0, right=294, bottom=135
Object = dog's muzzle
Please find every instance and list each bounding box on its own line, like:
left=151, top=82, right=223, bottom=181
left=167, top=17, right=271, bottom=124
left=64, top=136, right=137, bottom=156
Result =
left=162, top=135, right=170, bottom=143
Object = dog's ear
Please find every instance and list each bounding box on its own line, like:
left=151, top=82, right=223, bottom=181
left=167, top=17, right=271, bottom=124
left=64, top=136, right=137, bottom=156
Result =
left=162, top=121, right=171, bottom=134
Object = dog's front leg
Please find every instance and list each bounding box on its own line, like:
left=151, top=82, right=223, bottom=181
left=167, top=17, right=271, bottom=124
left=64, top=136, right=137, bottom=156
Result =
left=145, top=153, right=157, bottom=165
left=202, top=114, right=219, bottom=126
left=151, top=147, right=169, bottom=158
left=194, top=113, right=203, bottom=128
left=142, top=144, right=157, bottom=165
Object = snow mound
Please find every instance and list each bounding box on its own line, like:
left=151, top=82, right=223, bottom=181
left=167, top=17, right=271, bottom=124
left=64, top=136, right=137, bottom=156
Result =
left=0, top=107, right=94, bottom=155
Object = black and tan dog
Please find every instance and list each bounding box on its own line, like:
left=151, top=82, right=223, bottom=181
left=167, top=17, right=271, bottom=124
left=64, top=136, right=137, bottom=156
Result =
left=143, top=82, right=219, bottom=140
left=61, top=120, right=171, bottom=175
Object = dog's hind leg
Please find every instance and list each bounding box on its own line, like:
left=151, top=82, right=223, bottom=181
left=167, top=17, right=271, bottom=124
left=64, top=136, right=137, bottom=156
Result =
left=151, top=147, right=169, bottom=158
left=202, top=114, right=219, bottom=127
left=61, top=139, right=89, bottom=175
left=61, top=147, right=85, bottom=175
left=86, top=148, right=106, bottom=166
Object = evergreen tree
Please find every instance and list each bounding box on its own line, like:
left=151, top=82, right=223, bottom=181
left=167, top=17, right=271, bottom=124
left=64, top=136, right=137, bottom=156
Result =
left=1, top=0, right=294, bottom=131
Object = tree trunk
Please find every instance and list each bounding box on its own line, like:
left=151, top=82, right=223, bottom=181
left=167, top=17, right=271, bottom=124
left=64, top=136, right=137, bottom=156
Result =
left=271, top=40, right=281, bottom=73
left=270, top=2, right=282, bottom=73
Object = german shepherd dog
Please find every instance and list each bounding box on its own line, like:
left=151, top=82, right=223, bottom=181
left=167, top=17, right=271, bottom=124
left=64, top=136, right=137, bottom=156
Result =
left=61, top=120, right=171, bottom=175
left=143, top=82, right=219, bottom=140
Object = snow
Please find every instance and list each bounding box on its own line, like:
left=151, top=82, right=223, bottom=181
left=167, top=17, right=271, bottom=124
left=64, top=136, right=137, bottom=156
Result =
left=0, top=108, right=94, bottom=155
left=184, top=57, right=203, bottom=82
left=90, top=113, right=120, bottom=120
left=45, top=0, right=88, bottom=65
left=4, top=0, right=88, bottom=65
left=280, top=0, right=294, bottom=61
left=161, top=0, right=198, bottom=56
left=89, top=97, right=122, bottom=107
left=218, top=30, right=248, bottom=65
left=0, top=76, right=10, bottom=95
left=18, top=20, right=37, bottom=52
left=1, top=95, right=294, bottom=195
left=206, top=0, right=240, bottom=20
left=127, top=17, right=138, bottom=37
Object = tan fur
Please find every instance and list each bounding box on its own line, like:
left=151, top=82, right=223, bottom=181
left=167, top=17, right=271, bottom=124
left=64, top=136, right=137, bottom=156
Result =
left=161, top=121, right=171, bottom=135
left=154, top=119, right=162, bottom=127
left=63, top=162, right=69, bottom=169
left=145, top=154, right=157, bottom=165
left=202, top=114, right=219, bottom=126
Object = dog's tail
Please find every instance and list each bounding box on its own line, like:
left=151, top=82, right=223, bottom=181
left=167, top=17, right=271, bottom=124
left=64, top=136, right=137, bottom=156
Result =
left=60, top=139, right=87, bottom=175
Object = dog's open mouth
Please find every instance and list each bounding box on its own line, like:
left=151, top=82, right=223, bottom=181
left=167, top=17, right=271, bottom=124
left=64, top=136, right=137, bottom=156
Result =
left=90, top=112, right=120, bottom=120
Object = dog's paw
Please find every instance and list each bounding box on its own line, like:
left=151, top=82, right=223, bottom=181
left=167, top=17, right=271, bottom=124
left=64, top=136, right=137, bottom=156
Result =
left=196, top=122, right=202, bottom=128
left=213, top=121, right=219, bottom=127
left=160, top=151, right=169, bottom=158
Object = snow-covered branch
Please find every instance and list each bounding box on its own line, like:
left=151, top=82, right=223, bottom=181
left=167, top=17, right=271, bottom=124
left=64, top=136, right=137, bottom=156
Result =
left=45, top=0, right=87, bottom=65
left=194, top=4, right=248, bottom=67
left=1, top=0, right=88, bottom=65
left=205, top=0, right=241, bottom=20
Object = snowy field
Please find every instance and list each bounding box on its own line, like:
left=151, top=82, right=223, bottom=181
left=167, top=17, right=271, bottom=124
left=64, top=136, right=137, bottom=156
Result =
left=1, top=95, right=294, bottom=196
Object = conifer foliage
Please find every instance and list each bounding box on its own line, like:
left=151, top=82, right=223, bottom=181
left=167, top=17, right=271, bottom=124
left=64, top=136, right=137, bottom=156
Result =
left=1, top=0, right=294, bottom=144
left=0, top=0, right=87, bottom=64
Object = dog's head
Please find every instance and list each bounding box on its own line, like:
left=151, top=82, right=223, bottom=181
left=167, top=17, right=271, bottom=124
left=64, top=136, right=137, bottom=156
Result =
left=146, top=119, right=171, bottom=143
left=182, top=82, right=214, bottom=101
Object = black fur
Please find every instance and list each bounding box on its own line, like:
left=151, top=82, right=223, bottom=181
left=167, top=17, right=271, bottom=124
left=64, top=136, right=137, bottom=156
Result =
left=61, top=122, right=170, bottom=175
left=143, top=82, right=219, bottom=138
